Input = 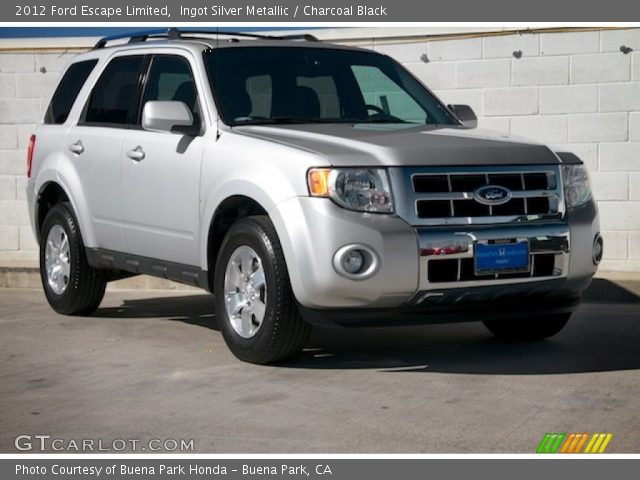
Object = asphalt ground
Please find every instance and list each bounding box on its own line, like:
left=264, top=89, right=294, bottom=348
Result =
left=0, top=283, right=639, bottom=453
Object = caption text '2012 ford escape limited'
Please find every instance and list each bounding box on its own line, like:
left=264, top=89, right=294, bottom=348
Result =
left=27, top=29, right=602, bottom=364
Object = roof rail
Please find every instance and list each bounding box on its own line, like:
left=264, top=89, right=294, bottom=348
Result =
left=93, top=28, right=319, bottom=49
left=168, top=28, right=275, bottom=41
left=272, top=34, right=319, bottom=42
left=93, top=29, right=168, bottom=49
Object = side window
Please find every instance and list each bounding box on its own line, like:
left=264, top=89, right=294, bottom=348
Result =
left=141, top=56, right=199, bottom=118
left=351, top=65, right=426, bottom=123
left=83, top=55, right=145, bottom=126
left=44, top=59, right=98, bottom=125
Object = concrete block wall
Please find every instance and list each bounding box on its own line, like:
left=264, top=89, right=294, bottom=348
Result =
left=371, top=28, right=640, bottom=271
left=0, top=28, right=639, bottom=272
left=0, top=51, right=76, bottom=260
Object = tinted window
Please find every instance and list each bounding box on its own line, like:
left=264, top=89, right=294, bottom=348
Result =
left=140, top=56, right=199, bottom=119
left=352, top=65, right=425, bottom=123
left=84, top=56, right=144, bottom=126
left=242, top=74, right=340, bottom=119
left=245, top=75, right=272, bottom=118
left=44, top=59, right=98, bottom=125
left=205, top=47, right=457, bottom=126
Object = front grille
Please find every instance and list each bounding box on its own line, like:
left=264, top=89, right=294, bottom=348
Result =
left=427, top=253, right=558, bottom=284
left=409, top=167, right=563, bottom=225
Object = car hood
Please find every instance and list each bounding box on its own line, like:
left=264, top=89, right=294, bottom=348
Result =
left=232, top=123, right=561, bottom=167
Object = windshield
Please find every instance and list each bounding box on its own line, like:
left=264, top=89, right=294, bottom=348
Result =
left=204, top=46, right=458, bottom=126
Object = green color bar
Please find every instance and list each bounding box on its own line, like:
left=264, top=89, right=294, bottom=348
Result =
left=537, top=433, right=566, bottom=453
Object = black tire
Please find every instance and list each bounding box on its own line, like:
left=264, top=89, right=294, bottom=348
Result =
left=214, top=215, right=311, bottom=364
left=483, top=313, right=571, bottom=341
left=39, top=202, right=106, bottom=315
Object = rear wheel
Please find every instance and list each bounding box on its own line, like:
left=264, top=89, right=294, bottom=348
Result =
left=40, top=202, right=106, bottom=315
left=214, top=215, right=311, bottom=364
left=483, top=313, right=571, bottom=341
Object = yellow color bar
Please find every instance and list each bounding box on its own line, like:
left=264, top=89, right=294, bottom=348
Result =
left=584, top=434, right=598, bottom=453
left=584, top=433, right=613, bottom=453
left=597, top=434, right=613, bottom=453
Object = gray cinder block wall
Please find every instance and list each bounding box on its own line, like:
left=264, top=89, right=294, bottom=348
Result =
left=0, top=28, right=639, bottom=271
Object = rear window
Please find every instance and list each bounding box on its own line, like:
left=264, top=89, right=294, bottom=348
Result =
left=82, top=56, right=145, bottom=127
left=44, top=59, right=98, bottom=125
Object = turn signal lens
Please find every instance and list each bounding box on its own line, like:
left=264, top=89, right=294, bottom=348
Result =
left=307, top=168, right=332, bottom=197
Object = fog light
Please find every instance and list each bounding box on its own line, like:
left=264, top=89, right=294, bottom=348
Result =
left=342, top=250, right=365, bottom=274
left=593, top=234, right=603, bottom=265
left=333, top=244, right=380, bottom=280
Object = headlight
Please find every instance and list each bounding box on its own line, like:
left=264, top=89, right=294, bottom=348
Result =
left=308, top=168, right=394, bottom=213
left=562, top=164, right=592, bottom=209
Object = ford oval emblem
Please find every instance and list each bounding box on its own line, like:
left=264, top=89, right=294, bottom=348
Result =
left=474, top=185, right=512, bottom=206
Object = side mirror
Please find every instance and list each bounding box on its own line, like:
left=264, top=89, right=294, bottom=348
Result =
left=142, top=101, right=197, bottom=134
left=448, top=104, right=478, bottom=129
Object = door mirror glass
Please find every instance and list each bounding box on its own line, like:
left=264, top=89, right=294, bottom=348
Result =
left=141, top=101, right=195, bottom=133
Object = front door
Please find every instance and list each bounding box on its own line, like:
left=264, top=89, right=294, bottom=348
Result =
left=120, top=54, right=204, bottom=266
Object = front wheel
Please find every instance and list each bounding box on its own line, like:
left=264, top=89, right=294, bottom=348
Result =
left=483, top=313, right=571, bottom=341
left=39, top=202, right=106, bottom=315
left=214, top=216, right=311, bottom=364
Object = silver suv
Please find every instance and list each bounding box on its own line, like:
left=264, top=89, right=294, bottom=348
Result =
left=27, top=28, right=602, bottom=364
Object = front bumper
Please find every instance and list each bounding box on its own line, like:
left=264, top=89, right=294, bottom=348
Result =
left=269, top=196, right=599, bottom=322
left=298, top=281, right=581, bottom=327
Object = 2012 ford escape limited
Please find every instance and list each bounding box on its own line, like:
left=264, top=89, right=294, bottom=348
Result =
left=27, top=29, right=602, bottom=364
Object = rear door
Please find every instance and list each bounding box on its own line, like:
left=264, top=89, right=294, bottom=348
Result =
left=68, top=54, right=146, bottom=252
left=120, top=53, right=205, bottom=266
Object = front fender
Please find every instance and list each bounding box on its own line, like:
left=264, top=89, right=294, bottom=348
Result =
left=198, top=133, right=328, bottom=271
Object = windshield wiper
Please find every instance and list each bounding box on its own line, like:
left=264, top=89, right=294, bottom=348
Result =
left=234, top=117, right=332, bottom=125
left=233, top=116, right=416, bottom=126
left=358, top=117, right=412, bottom=124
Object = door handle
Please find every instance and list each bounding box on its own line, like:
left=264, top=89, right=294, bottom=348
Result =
left=126, top=146, right=145, bottom=162
left=69, top=140, right=84, bottom=155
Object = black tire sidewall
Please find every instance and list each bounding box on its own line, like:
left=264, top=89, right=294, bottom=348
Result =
left=39, top=203, right=87, bottom=313
left=214, top=218, right=291, bottom=363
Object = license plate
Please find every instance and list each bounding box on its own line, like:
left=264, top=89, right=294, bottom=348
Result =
left=475, top=239, right=530, bottom=275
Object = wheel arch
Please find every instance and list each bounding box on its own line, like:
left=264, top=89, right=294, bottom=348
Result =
left=35, top=181, right=71, bottom=243
left=205, top=195, right=269, bottom=292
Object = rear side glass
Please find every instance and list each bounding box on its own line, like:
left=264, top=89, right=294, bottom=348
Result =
left=44, top=59, right=98, bottom=125
left=83, top=56, right=145, bottom=126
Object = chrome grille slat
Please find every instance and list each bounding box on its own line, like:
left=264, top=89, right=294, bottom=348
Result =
left=485, top=173, right=493, bottom=216
left=520, top=173, right=529, bottom=215
left=446, top=174, right=454, bottom=217
left=412, top=189, right=558, bottom=201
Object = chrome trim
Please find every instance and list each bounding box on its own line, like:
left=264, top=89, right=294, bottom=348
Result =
left=415, top=224, right=570, bottom=291
left=390, top=165, right=565, bottom=227
left=411, top=189, right=560, bottom=201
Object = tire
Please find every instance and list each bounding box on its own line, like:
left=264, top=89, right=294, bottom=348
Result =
left=483, top=313, right=571, bottom=341
left=214, top=215, right=311, bottom=364
left=39, top=202, right=106, bottom=315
